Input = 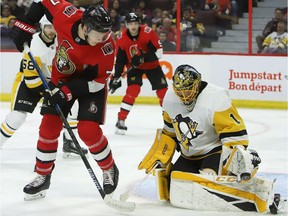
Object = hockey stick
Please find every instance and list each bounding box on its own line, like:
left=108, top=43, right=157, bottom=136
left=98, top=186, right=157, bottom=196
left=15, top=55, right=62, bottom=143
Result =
left=24, top=43, right=136, bottom=212
left=109, top=66, right=134, bottom=94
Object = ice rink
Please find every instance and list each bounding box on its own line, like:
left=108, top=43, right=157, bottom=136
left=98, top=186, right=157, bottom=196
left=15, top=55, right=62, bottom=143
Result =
left=0, top=102, right=287, bottom=216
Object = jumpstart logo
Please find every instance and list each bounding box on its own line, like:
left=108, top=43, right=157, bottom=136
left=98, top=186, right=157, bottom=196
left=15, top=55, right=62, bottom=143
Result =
left=228, top=69, right=283, bottom=94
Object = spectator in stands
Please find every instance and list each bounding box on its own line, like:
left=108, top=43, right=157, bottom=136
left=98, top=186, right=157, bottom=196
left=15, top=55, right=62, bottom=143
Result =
left=170, top=0, right=177, bottom=19
left=156, top=10, right=173, bottom=29
left=158, top=30, right=176, bottom=52
left=110, top=0, right=126, bottom=16
left=0, top=4, right=16, bottom=27
left=136, top=0, right=152, bottom=20
left=157, top=17, right=177, bottom=43
left=261, top=20, right=287, bottom=54
left=134, top=5, right=152, bottom=27
left=256, top=8, right=284, bottom=53
left=181, top=6, right=205, bottom=51
left=184, top=0, right=206, bottom=10
left=110, top=8, right=121, bottom=32
left=1, top=9, right=16, bottom=49
left=205, top=0, right=238, bottom=27
left=2, top=0, right=25, bottom=19
left=151, top=8, right=162, bottom=30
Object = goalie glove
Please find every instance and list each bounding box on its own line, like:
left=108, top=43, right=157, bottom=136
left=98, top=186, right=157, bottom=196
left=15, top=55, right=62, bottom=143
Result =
left=138, top=129, right=176, bottom=174
left=222, top=145, right=261, bottom=182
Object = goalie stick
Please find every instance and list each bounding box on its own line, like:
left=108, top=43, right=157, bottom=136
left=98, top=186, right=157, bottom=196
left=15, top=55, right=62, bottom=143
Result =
left=24, top=43, right=136, bottom=213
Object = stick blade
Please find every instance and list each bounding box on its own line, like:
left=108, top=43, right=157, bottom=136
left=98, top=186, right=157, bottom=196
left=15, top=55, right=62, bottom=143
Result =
left=104, top=194, right=136, bottom=212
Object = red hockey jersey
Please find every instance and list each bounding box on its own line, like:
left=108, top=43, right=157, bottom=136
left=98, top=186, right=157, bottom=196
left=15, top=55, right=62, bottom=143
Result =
left=41, top=0, right=115, bottom=85
left=115, top=25, right=162, bottom=71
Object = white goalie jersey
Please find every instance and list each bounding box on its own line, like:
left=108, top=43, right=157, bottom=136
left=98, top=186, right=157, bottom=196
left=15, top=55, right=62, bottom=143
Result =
left=162, top=82, right=248, bottom=158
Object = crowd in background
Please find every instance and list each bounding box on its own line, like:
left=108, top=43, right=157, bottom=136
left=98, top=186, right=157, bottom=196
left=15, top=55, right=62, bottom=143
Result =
left=1, top=0, right=287, bottom=53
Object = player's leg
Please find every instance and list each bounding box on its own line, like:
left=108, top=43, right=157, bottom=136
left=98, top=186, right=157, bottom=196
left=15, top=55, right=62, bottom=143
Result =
left=1, top=77, right=41, bottom=146
left=146, top=65, right=168, bottom=106
left=115, top=69, right=143, bottom=135
left=23, top=97, right=72, bottom=200
left=23, top=114, right=63, bottom=200
left=62, top=100, right=88, bottom=158
left=77, top=89, right=119, bottom=194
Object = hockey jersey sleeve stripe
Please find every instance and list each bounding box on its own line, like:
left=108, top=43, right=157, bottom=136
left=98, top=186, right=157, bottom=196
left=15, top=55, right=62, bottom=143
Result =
left=24, top=76, right=42, bottom=89
left=219, top=129, right=248, bottom=140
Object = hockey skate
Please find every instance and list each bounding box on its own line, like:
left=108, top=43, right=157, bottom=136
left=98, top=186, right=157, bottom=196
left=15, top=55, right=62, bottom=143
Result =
left=269, top=193, right=288, bottom=214
left=103, top=164, right=119, bottom=194
left=23, top=173, right=51, bottom=201
left=62, top=133, right=89, bottom=159
left=115, top=119, right=127, bottom=135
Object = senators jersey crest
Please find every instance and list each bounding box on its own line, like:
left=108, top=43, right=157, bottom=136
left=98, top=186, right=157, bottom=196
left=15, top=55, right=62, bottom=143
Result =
left=129, top=44, right=138, bottom=57
left=55, top=40, right=76, bottom=74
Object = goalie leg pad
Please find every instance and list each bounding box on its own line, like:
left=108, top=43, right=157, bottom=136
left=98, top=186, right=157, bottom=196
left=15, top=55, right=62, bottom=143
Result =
left=138, top=129, right=176, bottom=174
left=155, top=163, right=173, bottom=201
left=170, top=171, right=275, bottom=213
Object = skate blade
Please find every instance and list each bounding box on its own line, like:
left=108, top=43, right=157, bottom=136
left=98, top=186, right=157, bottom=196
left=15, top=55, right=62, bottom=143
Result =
left=24, top=190, right=47, bottom=201
left=115, top=128, right=126, bottom=135
left=62, top=152, right=89, bottom=159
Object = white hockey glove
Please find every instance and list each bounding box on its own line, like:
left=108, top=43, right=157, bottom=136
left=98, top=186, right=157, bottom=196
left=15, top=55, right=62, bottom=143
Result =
left=222, top=145, right=261, bottom=182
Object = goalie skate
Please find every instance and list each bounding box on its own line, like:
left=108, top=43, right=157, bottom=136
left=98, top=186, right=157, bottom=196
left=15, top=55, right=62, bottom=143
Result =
left=269, top=193, right=288, bottom=214
left=62, top=134, right=89, bottom=159
left=115, top=119, right=127, bottom=135
left=23, top=173, right=51, bottom=201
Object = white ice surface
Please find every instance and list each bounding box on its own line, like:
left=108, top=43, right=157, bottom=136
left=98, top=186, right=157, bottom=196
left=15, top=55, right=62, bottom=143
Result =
left=0, top=102, right=287, bottom=216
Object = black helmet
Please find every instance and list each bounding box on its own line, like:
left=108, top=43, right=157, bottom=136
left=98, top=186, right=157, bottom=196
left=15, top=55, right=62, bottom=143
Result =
left=125, top=13, right=141, bottom=24
left=82, top=5, right=112, bottom=33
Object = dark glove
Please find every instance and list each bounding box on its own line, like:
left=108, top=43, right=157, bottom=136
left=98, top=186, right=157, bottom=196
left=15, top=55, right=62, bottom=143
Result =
left=45, top=83, right=73, bottom=106
left=109, top=76, right=121, bottom=94
left=10, top=19, right=36, bottom=52
left=131, top=51, right=144, bottom=67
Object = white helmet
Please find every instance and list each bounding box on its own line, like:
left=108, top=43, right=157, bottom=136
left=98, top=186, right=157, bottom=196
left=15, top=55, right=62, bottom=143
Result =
left=39, top=15, right=52, bottom=30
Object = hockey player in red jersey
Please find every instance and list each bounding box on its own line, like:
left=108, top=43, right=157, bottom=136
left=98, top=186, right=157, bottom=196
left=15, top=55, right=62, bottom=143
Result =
left=109, top=12, right=168, bottom=135
left=10, top=1, right=119, bottom=200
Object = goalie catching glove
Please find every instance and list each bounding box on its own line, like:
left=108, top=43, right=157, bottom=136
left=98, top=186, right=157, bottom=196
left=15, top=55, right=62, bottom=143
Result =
left=138, top=129, right=176, bottom=174
left=222, top=145, right=261, bottom=181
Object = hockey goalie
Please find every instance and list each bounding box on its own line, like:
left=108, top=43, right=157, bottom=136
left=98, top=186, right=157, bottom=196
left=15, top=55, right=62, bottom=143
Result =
left=138, top=64, right=286, bottom=214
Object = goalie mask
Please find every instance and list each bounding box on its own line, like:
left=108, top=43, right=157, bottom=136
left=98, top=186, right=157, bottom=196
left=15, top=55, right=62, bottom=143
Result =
left=172, top=64, right=201, bottom=112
